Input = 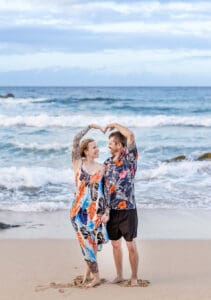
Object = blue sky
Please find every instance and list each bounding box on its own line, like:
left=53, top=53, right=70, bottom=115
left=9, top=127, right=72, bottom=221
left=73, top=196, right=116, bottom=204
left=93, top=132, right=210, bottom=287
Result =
left=0, top=0, right=211, bottom=86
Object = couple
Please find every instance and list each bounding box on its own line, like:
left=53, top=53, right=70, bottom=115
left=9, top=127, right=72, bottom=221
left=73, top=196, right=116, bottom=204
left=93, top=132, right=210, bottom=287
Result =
left=70, top=123, right=139, bottom=288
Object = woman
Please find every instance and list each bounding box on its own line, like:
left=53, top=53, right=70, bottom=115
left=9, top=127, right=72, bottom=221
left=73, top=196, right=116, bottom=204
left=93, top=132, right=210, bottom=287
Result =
left=70, top=124, right=109, bottom=288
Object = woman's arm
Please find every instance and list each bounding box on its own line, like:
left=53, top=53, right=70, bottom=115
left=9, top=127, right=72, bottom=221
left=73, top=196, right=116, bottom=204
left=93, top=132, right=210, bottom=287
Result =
left=72, top=125, right=91, bottom=170
left=72, top=124, right=104, bottom=171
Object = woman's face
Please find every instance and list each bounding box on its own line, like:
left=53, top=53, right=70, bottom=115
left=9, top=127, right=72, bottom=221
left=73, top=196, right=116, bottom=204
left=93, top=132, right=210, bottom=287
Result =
left=85, top=141, right=99, bottom=159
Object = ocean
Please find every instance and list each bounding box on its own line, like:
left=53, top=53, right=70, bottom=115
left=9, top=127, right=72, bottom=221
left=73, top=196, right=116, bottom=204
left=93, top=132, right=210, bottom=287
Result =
left=0, top=87, right=211, bottom=213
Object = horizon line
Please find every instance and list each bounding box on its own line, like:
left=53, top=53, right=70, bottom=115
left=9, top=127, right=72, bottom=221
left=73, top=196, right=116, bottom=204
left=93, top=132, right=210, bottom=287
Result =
left=1, top=85, right=211, bottom=88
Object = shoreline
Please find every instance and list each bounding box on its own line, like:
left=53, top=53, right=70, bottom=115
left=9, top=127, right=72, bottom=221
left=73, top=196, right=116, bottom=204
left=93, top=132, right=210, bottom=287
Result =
left=0, top=208, right=211, bottom=239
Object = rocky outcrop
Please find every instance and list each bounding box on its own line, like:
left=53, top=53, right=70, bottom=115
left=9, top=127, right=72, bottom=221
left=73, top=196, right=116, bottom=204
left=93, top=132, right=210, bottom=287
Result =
left=0, top=93, right=15, bottom=98
left=165, top=152, right=211, bottom=163
left=196, top=152, right=211, bottom=161
left=164, top=155, right=186, bottom=163
left=0, top=222, right=20, bottom=230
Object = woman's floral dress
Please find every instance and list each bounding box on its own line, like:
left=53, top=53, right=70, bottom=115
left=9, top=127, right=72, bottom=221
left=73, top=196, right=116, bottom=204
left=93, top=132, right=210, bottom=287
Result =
left=70, top=165, right=108, bottom=273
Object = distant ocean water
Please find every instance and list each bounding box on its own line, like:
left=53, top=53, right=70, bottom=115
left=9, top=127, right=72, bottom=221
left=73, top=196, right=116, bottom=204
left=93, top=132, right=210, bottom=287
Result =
left=0, top=87, right=211, bottom=212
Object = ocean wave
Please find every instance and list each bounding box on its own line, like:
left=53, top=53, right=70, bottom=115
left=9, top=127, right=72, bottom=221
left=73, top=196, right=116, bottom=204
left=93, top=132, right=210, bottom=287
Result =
left=139, top=160, right=211, bottom=181
left=0, top=97, right=48, bottom=105
left=43, top=96, right=119, bottom=104
left=1, top=160, right=210, bottom=191
left=0, top=166, right=73, bottom=189
left=0, top=201, right=69, bottom=212
left=1, top=142, right=70, bottom=152
left=0, top=114, right=211, bottom=128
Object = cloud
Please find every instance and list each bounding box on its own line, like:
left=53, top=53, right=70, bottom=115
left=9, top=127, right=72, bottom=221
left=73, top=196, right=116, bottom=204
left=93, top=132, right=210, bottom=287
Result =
left=0, top=1, right=211, bottom=39
left=79, top=21, right=211, bottom=37
left=1, top=1, right=211, bottom=15
left=0, top=48, right=211, bottom=75
left=1, top=1, right=211, bottom=85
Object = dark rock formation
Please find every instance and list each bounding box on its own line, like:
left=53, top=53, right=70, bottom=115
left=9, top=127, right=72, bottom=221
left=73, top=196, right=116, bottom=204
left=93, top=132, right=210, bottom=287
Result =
left=165, top=155, right=186, bottom=163
left=165, top=152, right=211, bottom=163
left=196, top=152, right=211, bottom=161
left=0, top=93, right=15, bottom=98
left=0, top=222, right=20, bottom=230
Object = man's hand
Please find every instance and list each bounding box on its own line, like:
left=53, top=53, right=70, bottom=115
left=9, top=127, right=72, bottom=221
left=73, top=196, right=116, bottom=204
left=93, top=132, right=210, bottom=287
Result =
left=103, top=123, right=117, bottom=134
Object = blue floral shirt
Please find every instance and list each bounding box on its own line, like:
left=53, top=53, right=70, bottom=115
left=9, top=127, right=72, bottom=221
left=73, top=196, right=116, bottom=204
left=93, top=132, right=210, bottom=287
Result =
left=103, top=143, right=138, bottom=210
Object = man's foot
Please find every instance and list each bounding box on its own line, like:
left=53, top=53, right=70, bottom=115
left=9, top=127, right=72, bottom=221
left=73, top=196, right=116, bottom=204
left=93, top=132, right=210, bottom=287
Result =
left=85, top=278, right=101, bottom=288
left=130, top=278, right=138, bottom=287
left=110, top=276, right=124, bottom=284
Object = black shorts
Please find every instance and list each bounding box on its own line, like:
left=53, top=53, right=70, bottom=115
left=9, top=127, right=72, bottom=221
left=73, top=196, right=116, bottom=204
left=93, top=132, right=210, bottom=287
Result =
left=106, top=209, right=138, bottom=241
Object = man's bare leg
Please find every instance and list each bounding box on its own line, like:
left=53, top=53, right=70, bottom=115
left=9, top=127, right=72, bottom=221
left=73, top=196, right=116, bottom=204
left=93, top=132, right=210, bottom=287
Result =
left=111, top=239, right=124, bottom=283
left=126, top=239, right=139, bottom=286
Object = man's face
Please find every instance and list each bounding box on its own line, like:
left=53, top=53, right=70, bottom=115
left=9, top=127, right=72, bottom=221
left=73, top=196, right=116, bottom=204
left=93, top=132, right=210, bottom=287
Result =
left=108, top=137, right=122, bottom=155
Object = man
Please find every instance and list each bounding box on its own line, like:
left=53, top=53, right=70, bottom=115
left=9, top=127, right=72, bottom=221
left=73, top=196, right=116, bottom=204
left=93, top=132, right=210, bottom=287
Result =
left=102, top=123, right=139, bottom=287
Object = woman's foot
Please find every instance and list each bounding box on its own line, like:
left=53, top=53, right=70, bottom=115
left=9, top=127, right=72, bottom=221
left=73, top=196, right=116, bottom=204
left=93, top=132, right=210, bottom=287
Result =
left=85, top=273, right=100, bottom=288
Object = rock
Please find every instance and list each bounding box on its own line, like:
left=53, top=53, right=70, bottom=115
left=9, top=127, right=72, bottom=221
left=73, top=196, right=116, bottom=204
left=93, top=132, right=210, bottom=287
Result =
left=0, top=222, right=20, bottom=230
left=0, top=93, right=15, bottom=98
left=165, top=155, right=186, bottom=163
left=196, top=152, right=211, bottom=161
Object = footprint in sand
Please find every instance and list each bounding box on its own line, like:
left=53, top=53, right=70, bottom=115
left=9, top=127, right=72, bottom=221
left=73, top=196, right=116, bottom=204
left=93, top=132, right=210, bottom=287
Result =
left=35, top=276, right=149, bottom=292
left=117, top=279, right=150, bottom=288
left=35, top=275, right=107, bottom=293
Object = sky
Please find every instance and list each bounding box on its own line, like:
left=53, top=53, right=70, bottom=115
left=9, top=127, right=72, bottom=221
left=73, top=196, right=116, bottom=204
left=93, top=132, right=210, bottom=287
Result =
left=0, top=0, right=211, bottom=86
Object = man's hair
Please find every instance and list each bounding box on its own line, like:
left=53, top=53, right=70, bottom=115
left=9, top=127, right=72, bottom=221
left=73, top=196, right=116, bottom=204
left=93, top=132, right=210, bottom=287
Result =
left=109, top=131, right=127, bottom=147
left=80, top=138, right=94, bottom=158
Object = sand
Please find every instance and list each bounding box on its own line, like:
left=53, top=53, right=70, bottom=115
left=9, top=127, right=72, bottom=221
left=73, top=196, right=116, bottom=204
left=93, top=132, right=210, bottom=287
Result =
left=1, top=239, right=211, bottom=300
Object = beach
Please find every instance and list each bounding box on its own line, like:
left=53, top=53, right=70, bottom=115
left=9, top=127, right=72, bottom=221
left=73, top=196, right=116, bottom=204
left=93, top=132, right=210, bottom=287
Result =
left=1, top=209, right=211, bottom=300
left=1, top=239, right=211, bottom=300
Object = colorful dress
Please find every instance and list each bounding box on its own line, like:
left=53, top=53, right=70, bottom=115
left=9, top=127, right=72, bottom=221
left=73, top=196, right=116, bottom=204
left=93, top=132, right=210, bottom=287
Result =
left=70, top=165, right=108, bottom=273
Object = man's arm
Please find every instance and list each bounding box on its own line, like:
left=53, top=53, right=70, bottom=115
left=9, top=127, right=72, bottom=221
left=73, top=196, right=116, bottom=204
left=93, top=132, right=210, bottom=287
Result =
left=104, top=123, right=135, bottom=146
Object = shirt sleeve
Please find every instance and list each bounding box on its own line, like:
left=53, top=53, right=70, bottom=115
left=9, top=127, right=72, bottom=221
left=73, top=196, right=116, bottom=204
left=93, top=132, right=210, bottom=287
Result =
left=125, top=142, right=138, bottom=174
left=103, top=160, right=111, bottom=208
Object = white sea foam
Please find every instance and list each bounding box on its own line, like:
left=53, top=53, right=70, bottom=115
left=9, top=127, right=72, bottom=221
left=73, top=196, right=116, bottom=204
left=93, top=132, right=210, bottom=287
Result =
left=0, top=114, right=211, bottom=128
left=12, top=141, right=70, bottom=151
left=0, top=97, right=47, bottom=105
left=0, top=201, right=68, bottom=212
left=0, top=162, right=210, bottom=211
left=0, top=166, right=73, bottom=189
left=139, top=160, right=211, bottom=181
left=1, top=160, right=210, bottom=191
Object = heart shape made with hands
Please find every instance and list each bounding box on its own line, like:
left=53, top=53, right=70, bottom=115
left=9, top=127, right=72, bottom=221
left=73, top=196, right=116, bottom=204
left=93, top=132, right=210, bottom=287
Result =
left=90, top=124, right=116, bottom=134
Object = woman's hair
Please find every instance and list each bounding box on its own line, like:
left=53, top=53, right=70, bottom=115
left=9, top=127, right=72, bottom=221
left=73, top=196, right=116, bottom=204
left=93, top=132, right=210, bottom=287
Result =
left=80, top=138, right=95, bottom=158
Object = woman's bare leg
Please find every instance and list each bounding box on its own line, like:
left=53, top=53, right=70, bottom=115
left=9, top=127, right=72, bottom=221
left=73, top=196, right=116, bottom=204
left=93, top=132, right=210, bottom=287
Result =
left=85, top=260, right=100, bottom=288
left=82, top=263, right=92, bottom=284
